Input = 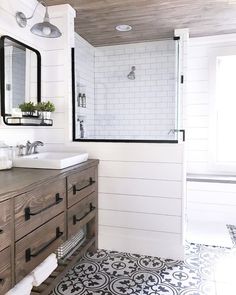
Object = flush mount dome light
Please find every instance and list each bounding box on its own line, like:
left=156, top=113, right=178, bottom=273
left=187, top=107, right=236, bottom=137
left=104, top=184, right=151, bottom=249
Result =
left=115, top=24, right=132, bottom=32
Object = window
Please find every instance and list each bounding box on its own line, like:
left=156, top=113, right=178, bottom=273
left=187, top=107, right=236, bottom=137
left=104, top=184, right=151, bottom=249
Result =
left=210, top=53, right=236, bottom=172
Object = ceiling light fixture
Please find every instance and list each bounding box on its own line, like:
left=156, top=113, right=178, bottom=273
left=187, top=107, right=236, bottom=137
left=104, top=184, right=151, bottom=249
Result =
left=115, top=24, right=132, bottom=32
left=15, top=0, right=62, bottom=38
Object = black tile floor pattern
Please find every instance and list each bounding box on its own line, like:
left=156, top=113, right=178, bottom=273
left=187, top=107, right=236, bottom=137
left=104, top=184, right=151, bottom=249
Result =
left=52, top=243, right=236, bottom=295
left=227, top=224, right=236, bottom=246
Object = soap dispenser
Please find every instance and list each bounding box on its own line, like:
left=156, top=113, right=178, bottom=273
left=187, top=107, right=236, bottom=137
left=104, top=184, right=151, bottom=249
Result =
left=80, top=120, right=85, bottom=138
left=0, top=142, right=13, bottom=170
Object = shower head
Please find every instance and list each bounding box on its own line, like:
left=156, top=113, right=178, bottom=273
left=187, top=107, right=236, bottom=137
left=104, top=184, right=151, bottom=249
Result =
left=127, top=66, right=136, bottom=80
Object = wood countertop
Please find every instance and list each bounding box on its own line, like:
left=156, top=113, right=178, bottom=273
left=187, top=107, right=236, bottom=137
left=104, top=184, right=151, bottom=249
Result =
left=0, top=159, right=99, bottom=202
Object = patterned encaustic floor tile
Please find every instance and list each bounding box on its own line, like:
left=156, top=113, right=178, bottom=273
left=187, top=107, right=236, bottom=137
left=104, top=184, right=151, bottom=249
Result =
left=52, top=242, right=236, bottom=295
left=227, top=224, right=236, bottom=246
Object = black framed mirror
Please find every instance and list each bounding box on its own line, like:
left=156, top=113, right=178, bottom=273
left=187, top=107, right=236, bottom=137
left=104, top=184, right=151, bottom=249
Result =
left=0, top=35, right=41, bottom=126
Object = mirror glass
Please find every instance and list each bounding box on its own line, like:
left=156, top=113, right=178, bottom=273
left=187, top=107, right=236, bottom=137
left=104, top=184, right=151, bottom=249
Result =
left=0, top=35, right=41, bottom=125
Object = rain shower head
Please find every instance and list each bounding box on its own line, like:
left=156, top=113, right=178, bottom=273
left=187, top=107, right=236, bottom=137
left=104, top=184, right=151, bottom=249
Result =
left=127, top=66, right=136, bottom=80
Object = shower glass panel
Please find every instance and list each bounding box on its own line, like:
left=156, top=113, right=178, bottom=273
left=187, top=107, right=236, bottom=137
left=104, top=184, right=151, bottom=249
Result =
left=73, top=38, right=180, bottom=142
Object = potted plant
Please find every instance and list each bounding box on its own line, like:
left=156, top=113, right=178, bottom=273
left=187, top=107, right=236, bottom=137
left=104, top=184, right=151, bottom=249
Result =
left=18, top=102, right=36, bottom=117
left=36, top=101, right=55, bottom=120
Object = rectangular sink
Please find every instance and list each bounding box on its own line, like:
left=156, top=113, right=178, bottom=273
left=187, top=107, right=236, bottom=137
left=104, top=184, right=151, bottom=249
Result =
left=13, top=152, right=89, bottom=169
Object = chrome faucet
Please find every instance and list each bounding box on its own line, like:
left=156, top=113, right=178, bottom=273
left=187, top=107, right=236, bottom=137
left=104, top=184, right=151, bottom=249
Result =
left=25, top=141, right=44, bottom=155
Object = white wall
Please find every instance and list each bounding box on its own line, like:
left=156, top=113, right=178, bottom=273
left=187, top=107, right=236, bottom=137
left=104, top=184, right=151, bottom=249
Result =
left=94, top=40, right=177, bottom=140
left=187, top=180, right=236, bottom=225
left=185, top=34, right=236, bottom=174
left=74, top=142, right=185, bottom=260
left=185, top=35, right=236, bottom=240
left=74, top=33, right=95, bottom=139
left=0, top=0, right=75, bottom=149
left=0, top=0, right=44, bottom=145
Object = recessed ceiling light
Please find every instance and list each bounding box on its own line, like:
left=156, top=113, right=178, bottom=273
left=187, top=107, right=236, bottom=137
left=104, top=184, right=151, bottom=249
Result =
left=115, top=24, right=132, bottom=32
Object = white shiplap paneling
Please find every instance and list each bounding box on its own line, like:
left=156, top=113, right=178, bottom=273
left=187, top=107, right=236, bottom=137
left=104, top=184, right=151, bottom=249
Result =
left=0, top=1, right=75, bottom=150
left=99, top=161, right=183, bottom=181
left=75, top=142, right=185, bottom=260
left=99, top=210, right=182, bottom=233
left=99, top=226, right=183, bottom=259
left=186, top=35, right=236, bottom=174
left=99, top=177, right=182, bottom=199
left=99, top=193, right=182, bottom=216
left=187, top=180, right=236, bottom=229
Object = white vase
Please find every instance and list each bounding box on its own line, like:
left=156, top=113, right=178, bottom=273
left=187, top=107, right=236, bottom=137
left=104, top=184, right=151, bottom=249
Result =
left=40, top=111, right=51, bottom=120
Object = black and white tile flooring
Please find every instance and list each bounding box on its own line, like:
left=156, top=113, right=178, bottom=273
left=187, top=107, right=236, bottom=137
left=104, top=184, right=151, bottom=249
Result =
left=227, top=224, right=236, bottom=245
left=52, top=243, right=236, bottom=295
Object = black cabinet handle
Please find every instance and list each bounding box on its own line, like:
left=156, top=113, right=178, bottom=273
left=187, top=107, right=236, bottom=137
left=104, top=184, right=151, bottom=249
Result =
left=73, top=203, right=96, bottom=225
left=73, top=177, right=95, bottom=195
left=25, top=193, right=63, bottom=221
left=0, top=229, right=3, bottom=234
left=25, top=227, right=63, bottom=262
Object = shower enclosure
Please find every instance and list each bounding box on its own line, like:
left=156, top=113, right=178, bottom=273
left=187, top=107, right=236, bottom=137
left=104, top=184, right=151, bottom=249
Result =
left=73, top=38, right=181, bottom=142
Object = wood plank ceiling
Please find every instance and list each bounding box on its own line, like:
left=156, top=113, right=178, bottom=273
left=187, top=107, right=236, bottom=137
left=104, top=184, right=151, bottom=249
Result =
left=46, top=0, right=236, bottom=46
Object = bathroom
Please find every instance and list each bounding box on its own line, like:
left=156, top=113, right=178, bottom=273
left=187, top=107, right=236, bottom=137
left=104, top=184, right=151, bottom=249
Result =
left=0, top=0, right=236, bottom=294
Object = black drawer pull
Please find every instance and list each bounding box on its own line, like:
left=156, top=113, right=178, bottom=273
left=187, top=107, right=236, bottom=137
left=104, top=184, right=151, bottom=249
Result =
left=73, top=177, right=95, bottom=195
left=25, top=227, right=63, bottom=262
left=73, top=203, right=96, bottom=225
left=25, top=193, right=63, bottom=221
left=0, top=229, right=3, bottom=234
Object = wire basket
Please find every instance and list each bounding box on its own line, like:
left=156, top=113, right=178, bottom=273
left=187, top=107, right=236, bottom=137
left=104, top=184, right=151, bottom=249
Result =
left=56, top=227, right=86, bottom=260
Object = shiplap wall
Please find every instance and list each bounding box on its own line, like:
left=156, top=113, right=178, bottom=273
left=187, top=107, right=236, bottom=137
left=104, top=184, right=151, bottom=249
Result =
left=185, top=34, right=236, bottom=235
left=0, top=0, right=45, bottom=145
left=186, top=34, right=236, bottom=174
left=37, top=5, right=75, bottom=149
left=0, top=0, right=75, bottom=149
left=74, top=142, right=185, bottom=260
left=187, top=180, right=236, bottom=227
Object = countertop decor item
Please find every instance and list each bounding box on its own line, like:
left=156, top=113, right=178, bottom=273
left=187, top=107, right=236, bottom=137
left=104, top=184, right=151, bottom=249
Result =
left=36, top=101, right=55, bottom=120
left=0, top=142, right=13, bottom=170
left=15, top=0, right=62, bottom=38
left=19, top=102, right=37, bottom=117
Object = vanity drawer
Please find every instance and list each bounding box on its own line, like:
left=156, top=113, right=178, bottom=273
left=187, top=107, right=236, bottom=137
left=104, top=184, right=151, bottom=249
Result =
left=15, top=178, right=66, bottom=240
left=68, top=192, right=97, bottom=239
left=67, top=167, right=96, bottom=208
left=15, top=213, right=65, bottom=283
left=0, top=199, right=11, bottom=251
left=0, top=247, right=11, bottom=294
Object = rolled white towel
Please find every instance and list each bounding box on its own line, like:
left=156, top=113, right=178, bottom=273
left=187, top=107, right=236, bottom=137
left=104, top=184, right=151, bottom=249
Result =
left=5, top=275, right=33, bottom=295
left=31, top=253, right=58, bottom=287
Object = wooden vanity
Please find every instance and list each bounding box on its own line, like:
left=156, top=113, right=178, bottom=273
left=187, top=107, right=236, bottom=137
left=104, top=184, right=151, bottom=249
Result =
left=0, top=159, right=99, bottom=295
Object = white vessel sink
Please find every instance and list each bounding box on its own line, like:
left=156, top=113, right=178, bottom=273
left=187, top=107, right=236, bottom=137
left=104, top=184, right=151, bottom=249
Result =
left=13, top=152, right=89, bottom=169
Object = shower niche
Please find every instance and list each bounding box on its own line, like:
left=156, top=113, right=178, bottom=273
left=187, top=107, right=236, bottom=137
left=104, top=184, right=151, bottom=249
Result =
left=73, top=38, right=180, bottom=142
left=74, top=82, right=87, bottom=138
left=76, top=83, right=87, bottom=109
